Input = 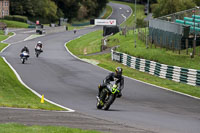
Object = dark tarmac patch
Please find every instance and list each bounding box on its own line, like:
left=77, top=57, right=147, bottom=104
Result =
left=0, top=107, right=153, bottom=133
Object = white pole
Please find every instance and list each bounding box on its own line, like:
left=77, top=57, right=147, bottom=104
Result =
left=147, top=0, right=149, bottom=15
left=134, top=0, right=137, bottom=48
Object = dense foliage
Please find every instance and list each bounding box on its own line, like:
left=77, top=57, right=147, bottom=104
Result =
left=152, top=0, right=197, bottom=18
left=10, top=0, right=108, bottom=23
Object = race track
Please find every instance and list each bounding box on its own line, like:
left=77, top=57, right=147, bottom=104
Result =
left=1, top=2, right=200, bottom=133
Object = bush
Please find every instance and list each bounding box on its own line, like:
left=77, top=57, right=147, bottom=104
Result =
left=4, top=15, right=28, bottom=23
left=136, top=18, right=147, bottom=28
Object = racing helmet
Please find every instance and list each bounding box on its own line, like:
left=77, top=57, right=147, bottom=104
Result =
left=37, top=41, right=42, bottom=44
left=115, top=67, right=123, bottom=77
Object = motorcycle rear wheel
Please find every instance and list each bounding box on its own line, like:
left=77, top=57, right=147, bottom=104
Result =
left=103, top=94, right=116, bottom=110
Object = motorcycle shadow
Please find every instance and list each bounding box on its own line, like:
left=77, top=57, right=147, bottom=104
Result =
left=96, top=108, right=126, bottom=112
left=18, top=62, right=31, bottom=65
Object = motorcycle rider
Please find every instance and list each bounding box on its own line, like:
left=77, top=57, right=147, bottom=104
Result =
left=35, top=41, right=43, bottom=52
left=97, top=67, right=124, bottom=99
left=21, top=45, right=29, bottom=53
left=20, top=45, right=30, bottom=58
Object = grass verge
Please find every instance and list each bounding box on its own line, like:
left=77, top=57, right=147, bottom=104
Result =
left=0, top=57, right=65, bottom=110
left=111, top=31, right=200, bottom=70
left=0, top=32, right=14, bottom=51
left=101, top=5, right=113, bottom=19
left=0, top=20, right=29, bottom=28
left=66, top=30, right=200, bottom=98
left=67, top=30, right=102, bottom=55
left=0, top=123, right=100, bottom=133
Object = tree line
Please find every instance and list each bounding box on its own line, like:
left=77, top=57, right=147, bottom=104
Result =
left=152, top=0, right=200, bottom=18
left=10, top=0, right=108, bottom=23
left=115, top=0, right=200, bottom=18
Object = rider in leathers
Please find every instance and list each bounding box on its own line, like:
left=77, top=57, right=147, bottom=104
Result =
left=20, top=46, right=30, bottom=58
left=97, top=67, right=124, bottom=98
left=35, top=41, right=43, bottom=52
left=21, top=46, right=29, bottom=54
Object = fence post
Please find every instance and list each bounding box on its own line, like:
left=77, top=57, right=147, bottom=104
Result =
left=166, top=36, right=168, bottom=50
left=160, top=36, right=163, bottom=49
left=178, top=39, right=181, bottom=55
left=186, top=38, right=188, bottom=55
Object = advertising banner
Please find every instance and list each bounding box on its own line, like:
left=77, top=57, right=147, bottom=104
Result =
left=95, top=19, right=116, bottom=26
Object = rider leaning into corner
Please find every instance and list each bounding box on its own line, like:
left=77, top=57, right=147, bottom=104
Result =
left=21, top=45, right=29, bottom=54
left=20, top=45, right=30, bottom=58
left=35, top=41, right=43, bottom=52
left=97, top=67, right=124, bottom=99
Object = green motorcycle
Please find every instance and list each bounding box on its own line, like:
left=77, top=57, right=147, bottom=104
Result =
left=96, top=81, right=121, bottom=110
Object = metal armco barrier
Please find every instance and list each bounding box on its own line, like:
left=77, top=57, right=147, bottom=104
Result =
left=111, top=49, right=200, bottom=86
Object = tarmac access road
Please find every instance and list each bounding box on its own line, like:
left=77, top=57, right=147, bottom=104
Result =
left=1, top=2, right=200, bottom=133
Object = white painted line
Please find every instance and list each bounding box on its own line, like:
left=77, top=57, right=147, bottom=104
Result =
left=24, top=34, right=45, bottom=41
left=0, top=106, right=72, bottom=113
left=64, top=33, right=96, bottom=62
left=2, top=57, right=75, bottom=112
left=107, top=4, right=114, bottom=19
left=0, top=32, right=16, bottom=53
left=1, top=32, right=16, bottom=43
left=120, top=4, right=133, bottom=25
left=0, top=44, right=11, bottom=53
left=121, top=14, right=126, bottom=20
left=64, top=36, right=200, bottom=101
left=127, top=10, right=129, bottom=13
left=119, top=7, right=122, bottom=9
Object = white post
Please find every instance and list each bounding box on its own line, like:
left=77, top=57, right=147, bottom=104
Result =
left=134, top=0, right=137, bottom=48
left=147, top=0, right=149, bottom=15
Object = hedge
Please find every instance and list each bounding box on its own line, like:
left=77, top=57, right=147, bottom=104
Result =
left=4, top=15, right=28, bottom=23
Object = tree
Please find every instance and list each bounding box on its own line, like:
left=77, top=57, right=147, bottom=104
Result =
left=152, top=0, right=196, bottom=18
left=10, top=0, right=24, bottom=15
left=10, top=0, right=108, bottom=22
left=193, top=0, right=200, bottom=6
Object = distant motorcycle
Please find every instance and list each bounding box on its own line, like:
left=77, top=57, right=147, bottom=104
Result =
left=96, top=80, right=120, bottom=110
left=20, top=51, right=29, bottom=64
left=35, top=46, right=42, bottom=58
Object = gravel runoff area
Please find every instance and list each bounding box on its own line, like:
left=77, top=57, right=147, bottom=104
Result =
left=0, top=107, right=154, bottom=133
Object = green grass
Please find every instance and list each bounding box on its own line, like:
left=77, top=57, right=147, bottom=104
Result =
left=0, top=20, right=29, bottom=28
left=0, top=123, right=101, bottom=133
left=67, top=30, right=102, bottom=55
left=0, top=43, right=8, bottom=51
left=0, top=57, right=65, bottom=110
left=111, top=0, right=146, bottom=27
left=112, top=31, right=200, bottom=70
left=101, top=5, right=113, bottom=19
left=0, top=32, right=14, bottom=51
left=66, top=30, right=200, bottom=98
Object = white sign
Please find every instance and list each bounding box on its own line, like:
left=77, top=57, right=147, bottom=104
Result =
left=95, top=19, right=116, bottom=26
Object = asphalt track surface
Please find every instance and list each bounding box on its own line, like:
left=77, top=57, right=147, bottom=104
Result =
left=1, top=3, right=200, bottom=133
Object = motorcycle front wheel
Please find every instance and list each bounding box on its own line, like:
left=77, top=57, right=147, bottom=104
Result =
left=22, top=58, right=25, bottom=64
left=96, top=89, right=107, bottom=109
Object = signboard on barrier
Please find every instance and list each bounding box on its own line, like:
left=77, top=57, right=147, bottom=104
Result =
left=95, top=19, right=116, bottom=26
left=112, top=51, right=121, bottom=62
